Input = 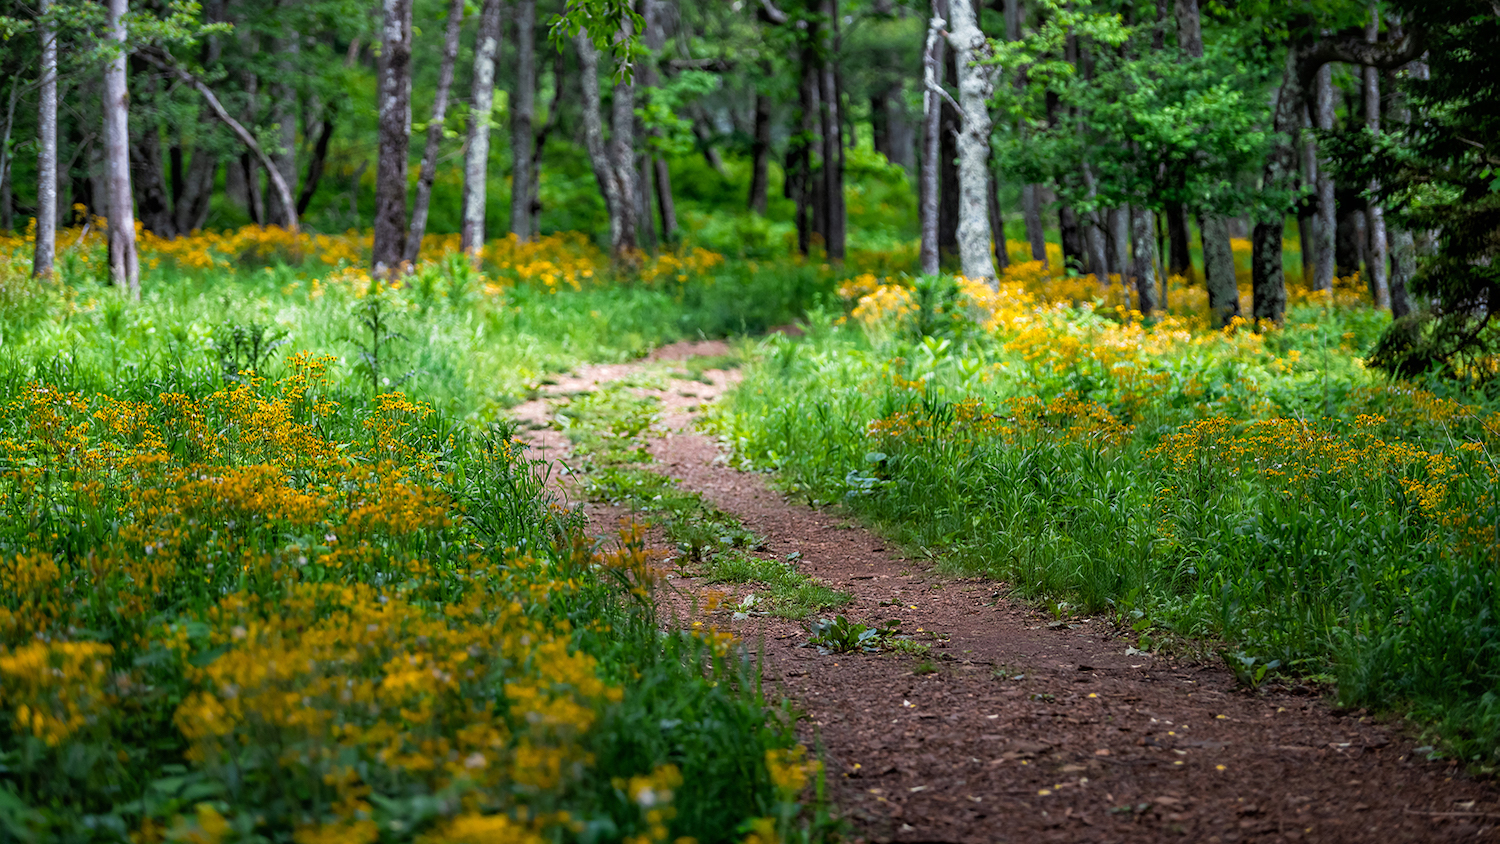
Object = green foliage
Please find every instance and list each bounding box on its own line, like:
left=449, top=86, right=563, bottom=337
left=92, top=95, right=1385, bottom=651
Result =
left=713, top=290, right=1500, bottom=767
left=805, top=615, right=900, bottom=654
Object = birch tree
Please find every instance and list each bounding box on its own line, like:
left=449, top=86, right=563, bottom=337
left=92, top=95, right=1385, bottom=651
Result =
left=945, top=0, right=997, bottom=283
left=404, top=0, right=465, bottom=264
left=372, top=0, right=412, bottom=276
left=1363, top=4, right=1390, bottom=309
left=460, top=0, right=502, bottom=258
left=577, top=28, right=637, bottom=261
left=104, top=0, right=139, bottom=296
left=32, top=0, right=57, bottom=279
left=918, top=7, right=944, bottom=275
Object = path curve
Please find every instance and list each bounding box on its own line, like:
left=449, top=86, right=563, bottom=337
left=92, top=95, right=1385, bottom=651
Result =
left=513, top=345, right=1500, bottom=844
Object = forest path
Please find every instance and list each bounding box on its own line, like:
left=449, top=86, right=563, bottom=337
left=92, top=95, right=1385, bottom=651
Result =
left=510, top=343, right=1500, bottom=844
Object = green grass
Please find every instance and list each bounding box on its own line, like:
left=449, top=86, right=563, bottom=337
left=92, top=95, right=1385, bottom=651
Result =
left=711, top=282, right=1500, bottom=769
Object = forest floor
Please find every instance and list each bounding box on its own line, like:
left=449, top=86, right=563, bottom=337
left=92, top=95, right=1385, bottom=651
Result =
left=510, top=343, right=1500, bottom=844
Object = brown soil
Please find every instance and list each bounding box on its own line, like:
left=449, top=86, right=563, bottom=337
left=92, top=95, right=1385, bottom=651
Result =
left=512, top=346, right=1500, bottom=844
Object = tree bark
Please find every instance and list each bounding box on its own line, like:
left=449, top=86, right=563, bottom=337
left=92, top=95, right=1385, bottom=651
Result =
left=0, top=80, right=17, bottom=234
left=104, top=0, right=139, bottom=296
left=1312, top=63, right=1336, bottom=291
left=1165, top=201, right=1191, bottom=278
left=749, top=91, right=772, bottom=214
left=937, top=49, right=960, bottom=260
left=919, top=6, right=944, bottom=275
left=33, top=0, right=58, bottom=278
left=819, top=0, right=846, bottom=262
left=1298, top=105, right=1316, bottom=283
left=609, top=25, right=640, bottom=258
left=1131, top=205, right=1159, bottom=314
left=1106, top=206, right=1129, bottom=280
left=403, top=0, right=465, bottom=265
left=989, top=167, right=1010, bottom=271
left=792, top=34, right=820, bottom=257
left=510, top=0, right=537, bottom=242
left=1201, top=214, right=1239, bottom=326
left=577, top=29, right=638, bottom=261
left=130, top=96, right=176, bottom=238
left=461, top=0, right=503, bottom=257
left=1363, top=3, right=1390, bottom=309
left=945, top=0, right=996, bottom=282
left=373, top=0, right=413, bottom=276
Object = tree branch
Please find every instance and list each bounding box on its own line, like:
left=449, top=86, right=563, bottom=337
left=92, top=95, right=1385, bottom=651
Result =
left=757, top=0, right=789, bottom=25
left=138, top=49, right=299, bottom=233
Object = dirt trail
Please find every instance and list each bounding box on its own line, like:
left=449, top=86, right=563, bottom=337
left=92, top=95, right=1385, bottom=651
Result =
left=512, top=344, right=1500, bottom=844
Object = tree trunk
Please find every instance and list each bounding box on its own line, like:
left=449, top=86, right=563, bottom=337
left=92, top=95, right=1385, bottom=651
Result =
left=792, top=37, right=820, bottom=257
left=1363, top=4, right=1390, bottom=309
left=1385, top=35, right=1415, bottom=319
left=1007, top=0, right=1046, bottom=265
left=266, top=38, right=299, bottom=228
left=403, top=0, right=464, bottom=265
left=946, top=0, right=996, bottom=282
left=577, top=29, right=638, bottom=261
left=1081, top=165, right=1108, bottom=284
left=609, top=26, right=639, bottom=258
left=528, top=49, right=562, bottom=237
left=1297, top=105, right=1317, bottom=283
left=819, top=0, right=846, bottom=262
left=33, top=0, right=58, bottom=278
left=1201, top=214, right=1239, bottom=326
left=748, top=91, right=772, bottom=215
left=1131, top=205, right=1159, bottom=314
left=104, top=0, right=139, bottom=295
left=296, top=107, right=336, bottom=216
left=130, top=102, right=176, bottom=238
left=461, top=0, right=503, bottom=257
left=372, top=0, right=412, bottom=276
left=1107, top=206, right=1129, bottom=280
left=639, top=0, right=676, bottom=244
left=510, top=0, right=537, bottom=241
left=1251, top=49, right=1309, bottom=324
left=1312, top=63, right=1336, bottom=291
left=0, top=80, right=17, bottom=234
left=937, top=49, right=960, bottom=261
left=919, top=5, right=944, bottom=275
left=989, top=168, right=1010, bottom=271
left=1165, top=201, right=1191, bottom=278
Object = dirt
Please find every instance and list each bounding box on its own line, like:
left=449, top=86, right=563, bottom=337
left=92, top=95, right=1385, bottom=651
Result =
left=511, top=344, right=1500, bottom=844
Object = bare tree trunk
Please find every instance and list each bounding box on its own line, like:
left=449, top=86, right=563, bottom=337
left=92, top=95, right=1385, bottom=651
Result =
left=461, top=0, right=503, bottom=257
left=1297, top=105, right=1316, bottom=282
left=510, top=0, right=537, bottom=241
left=1385, top=24, right=1415, bottom=319
left=1363, top=4, right=1390, bottom=309
left=1201, top=214, right=1239, bottom=326
left=296, top=106, right=335, bottom=215
left=528, top=50, right=562, bottom=237
left=748, top=91, right=772, bottom=214
left=577, top=29, right=637, bottom=261
left=104, top=0, right=139, bottom=295
left=1312, top=63, right=1336, bottom=291
left=1106, top=206, right=1129, bottom=279
left=609, top=25, right=639, bottom=258
left=130, top=99, right=176, bottom=237
left=1082, top=166, right=1109, bottom=285
left=792, top=38, right=820, bottom=257
left=0, top=80, right=17, bottom=234
left=1165, top=201, right=1191, bottom=278
left=989, top=167, right=1009, bottom=270
left=372, top=0, right=413, bottom=276
left=403, top=0, right=464, bottom=265
left=33, top=0, right=58, bottom=277
left=946, top=0, right=995, bottom=283
left=819, top=0, right=846, bottom=262
left=1131, top=205, right=1159, bottom=314
left=919, top=6, right=944, bottom=275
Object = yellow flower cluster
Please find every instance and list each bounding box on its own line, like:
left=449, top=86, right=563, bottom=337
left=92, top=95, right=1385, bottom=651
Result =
left=0, top=352, right=666, bottom=839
